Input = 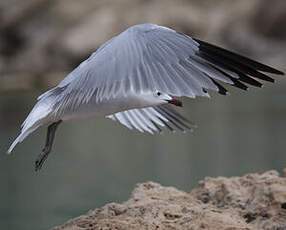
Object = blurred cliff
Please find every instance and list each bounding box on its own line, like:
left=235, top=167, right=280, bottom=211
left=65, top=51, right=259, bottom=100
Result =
left=0, top=0, right=285, bottom=92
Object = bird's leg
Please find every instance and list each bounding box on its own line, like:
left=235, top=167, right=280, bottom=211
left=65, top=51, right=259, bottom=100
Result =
left=35, top=120, right=62, bottom=171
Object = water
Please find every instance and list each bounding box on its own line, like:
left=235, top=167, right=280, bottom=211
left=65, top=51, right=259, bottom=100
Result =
left=0, top=80, right=286, bottom=230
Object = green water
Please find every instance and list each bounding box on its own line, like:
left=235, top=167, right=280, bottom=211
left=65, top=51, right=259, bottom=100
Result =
left=1, top=80, right=286, bottom=230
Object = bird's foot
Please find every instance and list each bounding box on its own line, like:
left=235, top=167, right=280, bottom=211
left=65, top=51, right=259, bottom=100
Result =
left=34, top=147, right=49, bottom=172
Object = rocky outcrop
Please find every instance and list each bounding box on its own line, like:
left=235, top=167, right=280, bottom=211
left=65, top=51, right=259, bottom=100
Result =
left=52, top=169, right=286, bottom=230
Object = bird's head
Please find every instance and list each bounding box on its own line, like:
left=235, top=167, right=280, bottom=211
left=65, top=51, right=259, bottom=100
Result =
left=152, top=91, right=183, bottom=107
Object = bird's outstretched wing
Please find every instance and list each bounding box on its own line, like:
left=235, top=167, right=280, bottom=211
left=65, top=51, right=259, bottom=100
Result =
left=107, top=104, right=195, bottom=134
left=45, top=23, right=284, bottom=113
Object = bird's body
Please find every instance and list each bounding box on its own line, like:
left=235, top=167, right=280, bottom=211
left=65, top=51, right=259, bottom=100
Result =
left=60, top=91, right=171, bottom=121
left=8, top=23, right=284, bottom=170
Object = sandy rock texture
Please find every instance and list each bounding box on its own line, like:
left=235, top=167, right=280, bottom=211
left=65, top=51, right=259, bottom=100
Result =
left=52, top=170, right=286, bottom=230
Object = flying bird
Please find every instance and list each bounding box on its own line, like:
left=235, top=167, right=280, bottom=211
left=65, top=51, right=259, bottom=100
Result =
left=8, top=23, right=284, bottom=171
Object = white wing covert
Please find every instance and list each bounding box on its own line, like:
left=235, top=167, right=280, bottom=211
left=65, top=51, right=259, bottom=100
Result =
left=107, top=104, right=194, bottom=134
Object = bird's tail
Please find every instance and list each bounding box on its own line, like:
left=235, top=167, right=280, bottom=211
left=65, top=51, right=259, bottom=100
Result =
left=7, top=100, right=53, bottom=154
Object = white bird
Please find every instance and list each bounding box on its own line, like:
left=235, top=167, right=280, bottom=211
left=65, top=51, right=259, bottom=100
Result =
left=8, top=23, right=284, bottom=171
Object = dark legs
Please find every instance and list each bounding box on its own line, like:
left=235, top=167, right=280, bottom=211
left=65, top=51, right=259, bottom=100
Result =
left=35, top=120, right=62, bottom=171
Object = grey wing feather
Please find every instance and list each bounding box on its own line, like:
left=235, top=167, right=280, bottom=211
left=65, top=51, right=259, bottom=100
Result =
left=107, top=104, right=195, bottom=134
left=45, top=23, right=283, bottom=114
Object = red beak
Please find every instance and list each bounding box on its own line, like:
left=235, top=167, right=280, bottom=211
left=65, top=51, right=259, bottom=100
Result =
left=167, top=98, right=183, bottom=107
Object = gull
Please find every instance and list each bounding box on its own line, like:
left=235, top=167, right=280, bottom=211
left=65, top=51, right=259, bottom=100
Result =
left=7, top=23, right=284, bottom=171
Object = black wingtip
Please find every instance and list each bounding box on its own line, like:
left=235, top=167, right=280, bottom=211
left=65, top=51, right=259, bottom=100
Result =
left=277, top=70, right=285, bottom=76
left=237, top=73, right=263, bottom=88
left=266, top=68, right=284, bottom=75
left=194, top=38, right=284, bottom=76
left=263, top=76, right=275, bottom=83
left=231, top=78, right=248, bottom=91
left=211, top=79, right=228, bottom=95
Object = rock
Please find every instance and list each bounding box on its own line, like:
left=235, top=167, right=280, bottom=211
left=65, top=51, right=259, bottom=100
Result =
left=51, top=169, right=286, bottom=230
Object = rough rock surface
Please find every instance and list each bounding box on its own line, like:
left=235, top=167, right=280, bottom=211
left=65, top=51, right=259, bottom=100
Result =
left=52, top=170, right=286, bottom=230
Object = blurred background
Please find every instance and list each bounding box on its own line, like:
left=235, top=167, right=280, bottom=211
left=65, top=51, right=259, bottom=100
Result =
left=0, top=0, right=286, bottom=229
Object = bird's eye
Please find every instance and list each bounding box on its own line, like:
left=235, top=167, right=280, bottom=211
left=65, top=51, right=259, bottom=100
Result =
left=156, top=92, right=161, bottom=96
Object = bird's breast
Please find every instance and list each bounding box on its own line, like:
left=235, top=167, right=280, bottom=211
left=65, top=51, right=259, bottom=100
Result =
left=60, top=93, right=160, bottom=121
